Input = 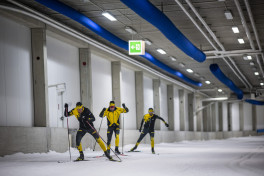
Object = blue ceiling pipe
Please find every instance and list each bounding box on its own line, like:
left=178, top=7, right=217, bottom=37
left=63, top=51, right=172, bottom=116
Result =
left=210, top=64, right=243, bottom=99
left=35, top=0, right=202, bottom=87
left=120, top=0, right=206, bottom=63
left=245, top=99, right=264, bottom=105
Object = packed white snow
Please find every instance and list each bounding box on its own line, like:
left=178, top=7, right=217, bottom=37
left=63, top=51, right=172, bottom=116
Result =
left=1, top=136, right=264, bottom=176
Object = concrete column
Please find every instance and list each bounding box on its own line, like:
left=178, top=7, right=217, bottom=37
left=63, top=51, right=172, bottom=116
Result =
left=79, top=48, right=92, bottom=110
left=218, top=102, right=223, bottom=131
left=211, top=103, right=216, bottom=131
left=167, top=85, right=174, bottom=131
left=111, top=61, right=121, bottom=107
left=228, top=103, right=232, bottom=131
left=202, top=102, right=208, bottom=132
left=196, top=96, right=203, bottom=132
left=188, top=93, right=194, bottom=131
left=239, top=102, right=244, bottom=131
left=153, top=79, right=160, bottom=130
left=31, top=28, right=49, bottom=127
left=252, top=105, right=257, bottom=131
left=135, top=71, right=144, bottom=129
left=179, top=89, right=185, bottom=131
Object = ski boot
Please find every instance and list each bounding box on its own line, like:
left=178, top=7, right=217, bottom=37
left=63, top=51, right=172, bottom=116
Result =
left=130, top=145, right=137, bottom=152
left=115, top=147, right=121, bottom=154
left=151, top=148, right=155, bottom=154
left=104, top=151, right=113, bottom=160
left=76, top=151, right=84, bottom=161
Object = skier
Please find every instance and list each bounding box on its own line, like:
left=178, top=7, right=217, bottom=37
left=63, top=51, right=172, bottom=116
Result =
left=99, top=101, right=129, bottom=154
left=130, top=108, right=169, bottom=154
left=64, top=102, right=112, bottom=161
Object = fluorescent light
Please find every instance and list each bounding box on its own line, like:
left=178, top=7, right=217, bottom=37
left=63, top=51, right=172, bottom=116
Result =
left=205, top=80, right=211, bottom=84
left=102, top=12, right=117, bottom=21
left=179, top=63, right=185, bottom=68
left=247, top=55, right=252, bottom=60
left=243, top=55, right=252, bottom=60
left=143, top=39, right=152, bottom=45
left=232, top=26, right=239, bottom=33
left=224, top=11, right=233, bottom=20
left=125, top=26, right=137, bottom=34
left=218, top=89, right=223, bottom=92
left=186, top=69, right=193, bottom=73
left=194, top=73, right=200, bottom=77
left=157, top=49, right=166, bottom=54
left=254, top=72, right=259, bottom=75
left=260, top=82, right=264, bottom=86
left=169, top=56, right=176, bottom=61
left=249, top=61, right=255, bottom=66
left=238, top=38, right=245, bottom=44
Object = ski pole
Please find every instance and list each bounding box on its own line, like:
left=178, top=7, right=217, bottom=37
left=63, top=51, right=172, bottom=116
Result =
left=122, top=112, right=124, bottom=154
left=92, top=117, right=103, bottom=151
left=85, top=120, right=122, bottom=162
left=66, top=107, right=72, bottom=161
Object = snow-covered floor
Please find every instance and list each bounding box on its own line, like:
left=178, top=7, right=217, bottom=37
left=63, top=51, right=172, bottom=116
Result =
left=1, top=136, right=264, bottom=176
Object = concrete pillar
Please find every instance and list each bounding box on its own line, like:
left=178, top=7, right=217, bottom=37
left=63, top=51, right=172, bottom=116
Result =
left=167, top=85, right=174, bottom=131
left=188, top=93, right=194, bottom=131
left=211, top=103, right=216, bottom=131
left=202, top=102, right=208, bottom=132
left=179, top=89, right=185, bottom=131
left=218, top=102, right=223, bottom=131
left=135, top=71, right=144, bottom=129
left=31, top=28, right=49, bottom=127
left=79, top=48, right=92, bottom=110
left=252, top=105, right=257, bottom=131
left=228, top=103, right=232, bottom=131
left=239, top=102, right=244, bottom=131
left=196, top=96, right=203, bottom=132
left=153, top=79, right=160, bottom=130
left=111, top=61, right=121, bottom=107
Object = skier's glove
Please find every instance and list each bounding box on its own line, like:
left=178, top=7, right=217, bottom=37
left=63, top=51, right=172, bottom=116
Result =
left=165, top=123, right=169, bottom=127
left=139, top=128, right=142, bottom=133
left=99, top=108, right=106, bottom=118
left=122, top=103, right=129, bottom=112
left=64, top=103, right=68, bottom=109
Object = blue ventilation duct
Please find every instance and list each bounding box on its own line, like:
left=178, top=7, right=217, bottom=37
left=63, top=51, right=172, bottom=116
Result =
left=120, top=0, right=206, bottom=63
left=210, top=64, right=243, bottom=99
left=35, top=0, right=202, bottom=87
left=245, top=99, right=264, bottom=105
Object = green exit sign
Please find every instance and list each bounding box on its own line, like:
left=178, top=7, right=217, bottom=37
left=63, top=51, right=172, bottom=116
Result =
left=129, top=40, right=145, bottom=55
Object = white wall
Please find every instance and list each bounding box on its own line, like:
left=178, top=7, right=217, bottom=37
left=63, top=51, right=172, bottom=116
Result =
left=0, top=16, right=33, bottom=127
left=256, top=105, right=264, bottom=130
left=174, top=87, right=180, bottom=131
left=47, top=36, right=80, bottom=128
left=222, top=102, right=228, bottom=131
left=143, top=75, right=153, bottom=114
left=243, top=103, right=252, bottom=131
left=91, top=51, right=112, bottom=129
left=231, top=103, right=240, bottom=131
left=121, top=66, right=136, bottom=130
left=160, top=82, right=168, bottom=131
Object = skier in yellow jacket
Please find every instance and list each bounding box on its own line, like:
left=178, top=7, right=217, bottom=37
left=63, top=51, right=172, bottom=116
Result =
left=99, top=101, right=129, bottom=154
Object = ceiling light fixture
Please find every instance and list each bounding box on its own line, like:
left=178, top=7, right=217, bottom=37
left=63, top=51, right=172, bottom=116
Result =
left=102, top=12, right=117, bottom=21
left=179, top=63, right=185, bottom=68
left=169, top=56, right=176, bottom=61
left=247, top=55, right=252, bottom=60
left=254, top=72, right=259, bottom=76
left=194, top=73, right=200, bottom=77
left=143, top=38, right=152, bottom=45
left=249, top=61, right=255, bottom=66
left=157, top=49, right=166, bottom=54
left=260, top=82, right=264, bottom=86
left=238, top=38, right=245, bottom=44
left=125, top=26, right=137, bottom=34
left=243, top=55, right=252, bottom=60
left=232, top=26, right=239, bottom=33
left=205, top=80, right=211, bottom=84
left=218, top=89, right=223, bottom=92
left=186, top=69, right=193, bottom=73
left=224, top=11, right=233, bottom=20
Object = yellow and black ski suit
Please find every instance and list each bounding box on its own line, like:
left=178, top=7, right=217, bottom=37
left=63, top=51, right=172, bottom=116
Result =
left=64, top=106, right=107, bottom=154
left=135, top=113, right=168, bottom=149
left=102, top=107, right=128, bottom=151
